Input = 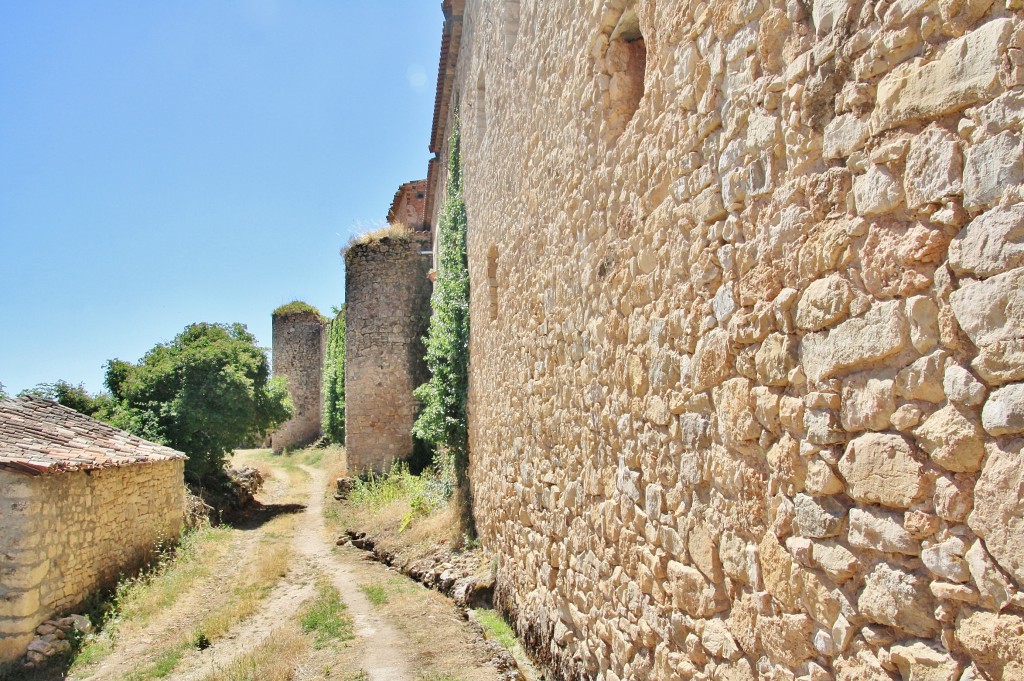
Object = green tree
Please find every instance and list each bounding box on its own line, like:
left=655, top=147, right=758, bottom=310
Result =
left=0, top=382, right=7, bottom=399
left=19, top=380, right=110, bottom=416
left=412, top=117, right=474, bottom=535
left=104, top=322, right=293, bottom=482
left=321, top=306, right=346, bottom=444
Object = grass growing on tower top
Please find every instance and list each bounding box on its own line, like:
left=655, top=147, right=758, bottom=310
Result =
left=272, top=300, right=324, bottom=319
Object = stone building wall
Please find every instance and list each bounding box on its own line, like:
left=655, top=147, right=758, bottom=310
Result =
left=271, top=309, right=326, bottom=451
left=345, top=233, right=432, bottom=474
left=439, top=1, right=1024, bottom=679
left=0, top=460, right=184, bottom=660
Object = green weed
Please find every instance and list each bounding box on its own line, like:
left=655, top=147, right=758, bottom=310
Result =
left=359, top=582, right=389, bottom=606
left=300, top=582, right=354, bottom=648
left=474, top=609, right=517, bottom=651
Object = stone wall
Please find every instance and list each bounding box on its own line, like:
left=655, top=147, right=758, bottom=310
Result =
left=0, top=460, right=184, bottom=660
left=271, top=309, right=326, bottom=451
left=345, top=233, right=432, bottom=474
left=440, top=1, right=1024, bottom=679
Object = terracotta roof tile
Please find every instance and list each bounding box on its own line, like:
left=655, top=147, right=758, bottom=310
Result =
left=0, top=396, right=186, bottom=476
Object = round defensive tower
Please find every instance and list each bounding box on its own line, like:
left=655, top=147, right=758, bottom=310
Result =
left=344, top=233, right=432, bottom=474
left=270, top=302, right=326, bottom=452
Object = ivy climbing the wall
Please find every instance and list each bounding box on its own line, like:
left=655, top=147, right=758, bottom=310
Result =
left=321, top=306, right=346, bottom=444
left=413, top=117, right=474, bottom=536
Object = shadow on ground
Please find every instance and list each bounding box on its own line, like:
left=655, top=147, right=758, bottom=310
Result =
left=231, top=501, right=307, bottom=530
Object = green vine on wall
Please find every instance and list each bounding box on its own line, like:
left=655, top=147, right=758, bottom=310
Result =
left=412, top=116, right=474, bottom=535
left=321, top=306, right=346, bottom=444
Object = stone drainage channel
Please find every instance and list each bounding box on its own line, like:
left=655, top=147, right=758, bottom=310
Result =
left=337, top=521, right=542, bottom=680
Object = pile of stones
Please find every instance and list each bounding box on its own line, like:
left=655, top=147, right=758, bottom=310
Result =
left=334, top=476, right=354, bottom=500
left=23, top=614, right=92, bottom=666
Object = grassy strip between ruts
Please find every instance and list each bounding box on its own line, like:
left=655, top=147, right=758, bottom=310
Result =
left=300, top=580, right=355, bottom=649
left=357, top=581, right=390, bottom=606
left=201, top=626, right=307, bottom=681
left=68, top=523, right=235, bottom=675
left=114, top=516, right=294, bottom=680
left=200, top=580, right=354, bottom=680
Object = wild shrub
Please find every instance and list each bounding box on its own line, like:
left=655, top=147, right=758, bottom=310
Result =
left=17, top=380, right=111, bottom=416
left=271, top=300, right=324, bottom=318
left=348, top=462, right=451, bottom=532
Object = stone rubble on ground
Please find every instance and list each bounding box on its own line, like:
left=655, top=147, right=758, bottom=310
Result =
left=21, top=614, right=92, bottom=667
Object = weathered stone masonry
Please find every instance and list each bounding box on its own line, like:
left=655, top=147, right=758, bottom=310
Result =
left=0, top=397, right=185, bottom=662
left=271, top=308, right=326, bottom=452
left=344, top=233, right=432, bottom=474
left=428, top=1, right=1024, bottom=679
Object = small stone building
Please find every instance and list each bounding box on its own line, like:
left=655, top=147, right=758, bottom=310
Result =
left=0, top=396, right=186, bottom=661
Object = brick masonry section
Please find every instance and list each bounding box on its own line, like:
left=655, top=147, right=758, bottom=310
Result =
left=345, top=233, right=431, bottom=474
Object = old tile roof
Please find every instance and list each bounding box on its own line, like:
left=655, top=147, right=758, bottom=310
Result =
left=0, top=395, right=186, bottom=476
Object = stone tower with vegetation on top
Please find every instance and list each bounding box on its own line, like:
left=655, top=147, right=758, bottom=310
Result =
left=270, top=302, right=326, bottom=452
left=344, top=218, right=432, bottom=474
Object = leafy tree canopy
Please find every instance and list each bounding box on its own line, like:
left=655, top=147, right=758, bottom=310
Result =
left=105, top=322, right=293, bottom=482
left=18, top=380, right=110, bottom=416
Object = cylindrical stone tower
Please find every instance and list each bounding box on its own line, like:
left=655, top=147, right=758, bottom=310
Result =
left=270, top=303, right=326, bottom=452
left=344, top=233, right=432, bottom=474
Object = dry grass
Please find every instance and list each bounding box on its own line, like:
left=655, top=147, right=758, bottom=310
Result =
left=202, top=626, right=307, bottom=681
left=233, top=449, right=317, bottom=505
left=343, top=222, right=412, bottom=254
left=67, top=525, right=235, bottom=675
left=196, top=531, right=292, bottom=642
left=113, top=517, right=294, bottom=680
left=117, top=526, right=234, bottom=626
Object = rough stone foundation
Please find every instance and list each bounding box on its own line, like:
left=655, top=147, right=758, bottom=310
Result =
left=271, top=308, right=326, bottom=452
left=0, top=460, right=184, bottom=660
left=344, top=233, right=432, bottom=474
left=428, top=1, right=1024, bottom=679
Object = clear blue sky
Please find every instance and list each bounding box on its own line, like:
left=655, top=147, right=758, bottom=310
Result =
left=0, top=1, right=442, bottom=395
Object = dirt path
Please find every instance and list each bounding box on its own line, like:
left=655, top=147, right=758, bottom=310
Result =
left=71, top=505, right=282, bottom=681
left=296, top=463, right=415, bottom=681
left=70, top=453, right=501, bottom=681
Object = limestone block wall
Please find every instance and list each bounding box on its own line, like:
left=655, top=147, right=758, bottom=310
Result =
left=345, top=233, right=432, bottom=474
left=0, top=460, right=184, bottom=660
left=446, top=1, right=1024, bottom=679
left=271, top=310, right=326, bottom=451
